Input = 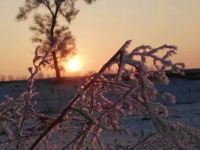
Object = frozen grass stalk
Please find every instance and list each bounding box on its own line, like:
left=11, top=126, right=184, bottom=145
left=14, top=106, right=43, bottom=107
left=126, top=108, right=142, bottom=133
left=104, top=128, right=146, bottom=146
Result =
left=0, top=40, right=199, bottom=150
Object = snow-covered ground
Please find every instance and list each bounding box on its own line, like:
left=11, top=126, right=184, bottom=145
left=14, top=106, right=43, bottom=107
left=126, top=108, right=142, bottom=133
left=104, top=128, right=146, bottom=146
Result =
left=0, top=78, right=199, bottom=148
left=1, top=78, right=199, bottom=113
left=0, top=78, right=199, bottom=124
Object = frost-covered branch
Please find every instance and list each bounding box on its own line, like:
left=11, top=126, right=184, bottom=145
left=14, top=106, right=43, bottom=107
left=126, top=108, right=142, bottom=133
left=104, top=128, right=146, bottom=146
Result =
left=0, top=40, right=199, bottom=150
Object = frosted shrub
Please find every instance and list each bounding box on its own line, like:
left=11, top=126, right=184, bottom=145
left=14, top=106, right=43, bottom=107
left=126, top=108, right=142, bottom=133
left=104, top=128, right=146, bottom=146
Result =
left=0, top=40, right=199, bottom=149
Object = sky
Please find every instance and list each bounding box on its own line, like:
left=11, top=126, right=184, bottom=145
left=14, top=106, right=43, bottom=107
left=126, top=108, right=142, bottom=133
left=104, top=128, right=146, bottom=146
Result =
left=0, top=0, right=200, bottom=78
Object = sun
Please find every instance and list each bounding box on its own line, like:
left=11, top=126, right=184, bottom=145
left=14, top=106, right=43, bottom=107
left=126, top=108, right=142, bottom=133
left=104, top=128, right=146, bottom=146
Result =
left=64, top=56, right=82, bottom=72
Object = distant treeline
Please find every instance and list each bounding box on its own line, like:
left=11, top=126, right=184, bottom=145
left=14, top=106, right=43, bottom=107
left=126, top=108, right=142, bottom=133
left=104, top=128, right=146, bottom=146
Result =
left=0, top=68, right=200, bottom=83
left=166, top=68, right=200, bottom=80
left=105, top=68, right=200, bottom=81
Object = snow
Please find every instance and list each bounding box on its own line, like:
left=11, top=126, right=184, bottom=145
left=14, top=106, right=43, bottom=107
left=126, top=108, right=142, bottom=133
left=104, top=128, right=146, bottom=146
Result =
left=0, top=77, right=199, bottom=148
left=157, top=79, right=200, bottom=104
left=1, top=78, right=199, bottom=111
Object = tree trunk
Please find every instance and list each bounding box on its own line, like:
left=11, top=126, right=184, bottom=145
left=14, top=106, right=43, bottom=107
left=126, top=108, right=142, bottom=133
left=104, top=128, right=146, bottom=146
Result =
left=50, top=2, right=62, bottom=81
left=52, top=51, right=61, bottom=80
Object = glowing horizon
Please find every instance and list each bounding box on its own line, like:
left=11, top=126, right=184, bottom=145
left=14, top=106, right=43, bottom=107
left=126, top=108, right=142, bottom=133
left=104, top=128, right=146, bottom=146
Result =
left=0, top=0, right=200, bottom=79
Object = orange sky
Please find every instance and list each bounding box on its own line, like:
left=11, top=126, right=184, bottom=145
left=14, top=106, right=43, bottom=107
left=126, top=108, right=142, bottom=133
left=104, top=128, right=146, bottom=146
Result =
left=0, top=0, right=200, bottom=78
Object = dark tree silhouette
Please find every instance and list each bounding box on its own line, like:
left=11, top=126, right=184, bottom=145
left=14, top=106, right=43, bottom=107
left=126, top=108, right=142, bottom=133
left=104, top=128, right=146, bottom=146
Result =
left=17, top=0, right=96, bottom=80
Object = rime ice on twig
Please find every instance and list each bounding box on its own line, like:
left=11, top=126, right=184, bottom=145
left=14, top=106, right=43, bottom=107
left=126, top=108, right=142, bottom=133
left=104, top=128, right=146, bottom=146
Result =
left=0, top=40, right=199, bottom=150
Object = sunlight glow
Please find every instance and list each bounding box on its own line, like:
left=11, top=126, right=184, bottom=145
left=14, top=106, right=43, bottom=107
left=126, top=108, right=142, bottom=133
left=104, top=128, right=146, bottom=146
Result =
left=64, top=56, right=82, bottom=73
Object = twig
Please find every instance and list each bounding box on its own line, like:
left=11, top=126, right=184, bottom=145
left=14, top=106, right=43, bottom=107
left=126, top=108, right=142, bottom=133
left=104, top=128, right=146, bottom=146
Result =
left=29, top=40, right=132, bottom=149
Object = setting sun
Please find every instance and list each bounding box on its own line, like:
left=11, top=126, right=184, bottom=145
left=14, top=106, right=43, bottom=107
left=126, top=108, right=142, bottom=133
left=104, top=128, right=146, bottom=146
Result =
left=64, top=56, right=82, bottom=73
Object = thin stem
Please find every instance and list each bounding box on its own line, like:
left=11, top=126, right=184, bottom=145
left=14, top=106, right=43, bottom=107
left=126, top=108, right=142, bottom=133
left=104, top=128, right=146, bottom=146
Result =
left=29, top=40, right=132, bottom=149
left=42, top=0, right=54, bottom=16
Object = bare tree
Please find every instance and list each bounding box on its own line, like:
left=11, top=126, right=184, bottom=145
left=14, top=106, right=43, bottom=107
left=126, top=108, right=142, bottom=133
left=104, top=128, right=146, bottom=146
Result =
left=17, top=0, right=96, bottom=80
